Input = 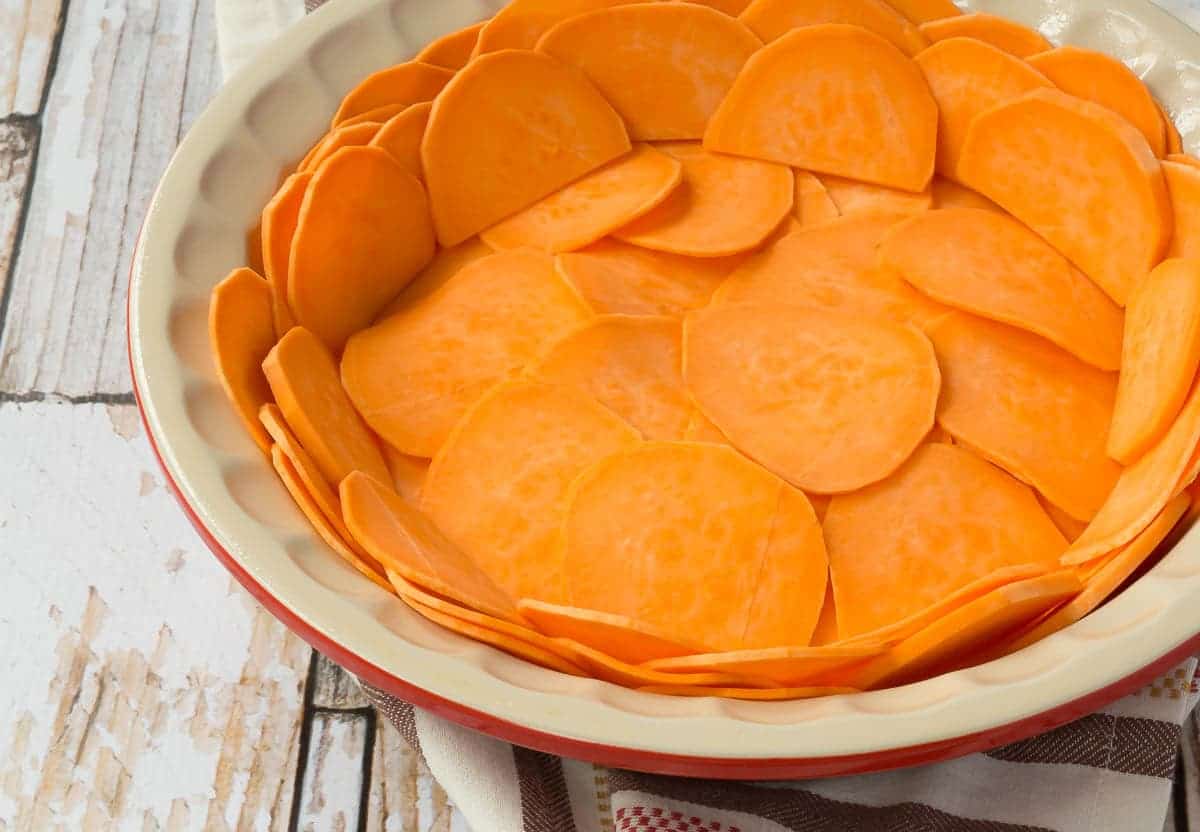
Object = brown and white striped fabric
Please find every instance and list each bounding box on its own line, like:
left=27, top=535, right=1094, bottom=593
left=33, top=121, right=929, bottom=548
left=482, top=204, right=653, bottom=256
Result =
left=214, top=1, right=1200, bottom=828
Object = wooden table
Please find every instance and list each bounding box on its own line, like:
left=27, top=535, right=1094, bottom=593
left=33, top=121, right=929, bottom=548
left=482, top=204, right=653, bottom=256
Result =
left=0, top=2, right=1198, bottom=830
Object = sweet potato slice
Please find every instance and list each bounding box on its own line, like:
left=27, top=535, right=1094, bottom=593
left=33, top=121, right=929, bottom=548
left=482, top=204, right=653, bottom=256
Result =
left=958, top=88, right=1171, bottom=306
left=368, top=101, right=431, bottom=180
left=557, top=240, right=741, bottom=316
left=637, top=685, right=856, bottom=700
left=740, top=0, right=927, bottom=56
left=260, top=403, right=345, bottom=528
left=422, top=50, right=630, bottom=246
left=914, top=37, right=1052, bottom=178
left=246, top=224, right=264, bottom=275
left=705, top=25, right=937, bottom=192
left=714, top=214, right=948, bottom=327
left=794, top=172, right=840, bottom=226
left=1163, top=160, right=1200, bottom=258
left=1067, top=376, right=1200, bottom=564
left=562, top=442, right=820, bottom=650
left=331, top=61, right=453, bottom=126
left=559, top=639, right=771, bottom=688
left=260, top=172, right=310, bottom=336
left=340, top=471, right=522, bottom=622
left=842, top=571, right=1082, bottom=689
left=481, top=145, right=682, bottom=253
left=683, top=0, right=752, bottom=14
left=880, top=208, right=1124, bottom=370
left=825, top=444, right=1067, bottom=640
left=529, top=315, right=692, bottom=440
left=536, top=4, right=761, bottom=141
left=612, top=142, right=792, bottom=257
left=929, top=314, right=1121, bottom=522
left=1007, top=494, right=1190, bottom=652
left=339, top=103, right=406, bottom=129
left=930, top=176, right=1001, bottom=211
left=819, top=175, right=932, bottom=216
left=882, top=0, right=960, bottom=23
left=414, top=21, right=485, bottom=69
left=473, top=0, right=630, bottom=54
left=271, top=448, right=391, bottom=590
left=1027, top=47, right=1166, bottom=158
left=1039, top=496, right=1088, bottom=543
left=381, top=445, right=429, bottom=505
left=643, top=644, right=884, bottom=687
left=378, top=237, right=494, bottom=316
left=919, top=13, right=1052, bottom=58
left=422, top=380, right=640, bottom=604
left=810, top=585, right=839, bottom=646
left=299, top=123, right=382, bottom=173
left=685, top=303, right=940, bottom=494
left=262, top=327, right=390, bottom=487
left=290, top=147, right=435, bottom=350
left=516, top=599, right=710, bottom=663
left=209, top=267, right=277, bottom=452
left=341, top=250, right=593, bottom=456
left=1163, top=102, right=1185, bottom=155
left=1109, top=259, right=1200, bottom=464
left=402, top=595, right=586, bottom=676
left=1169, top=154, right=1200, bottom=170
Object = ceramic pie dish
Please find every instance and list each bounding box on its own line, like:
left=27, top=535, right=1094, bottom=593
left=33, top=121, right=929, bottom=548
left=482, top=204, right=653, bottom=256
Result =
left=129, top=0, right=1200, bottom=779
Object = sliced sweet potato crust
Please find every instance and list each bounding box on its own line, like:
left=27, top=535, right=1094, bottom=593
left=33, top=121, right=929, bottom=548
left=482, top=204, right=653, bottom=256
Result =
left=919, top=13, right=1052, bottom=58
left=818, top=174, right=931, bottom=216
left=368, top=101, right=432, bottom=180
left=794, top=171, right=841, bottom=226
left=517, top=598, right=712, bottom=664
left=331, top=61, right=453, bottom=126
left=415, top=21, right=485, bottom=69
left=882, top=0, right=960, bottom=23
left=739, top=0, right=928, bottom=56
left=209, top=267, right=277, bottom=453
left=473, top=0, right=631, bottom=54
left=1163, top=160, right=1200, bottom=258
left=643, top=644, right=885, bottom=687
left=260, top=172, right=310, bottom=336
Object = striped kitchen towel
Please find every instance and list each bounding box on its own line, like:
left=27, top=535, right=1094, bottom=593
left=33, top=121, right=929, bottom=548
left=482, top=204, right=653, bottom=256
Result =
left=214, top=0, right=1200, bottom=828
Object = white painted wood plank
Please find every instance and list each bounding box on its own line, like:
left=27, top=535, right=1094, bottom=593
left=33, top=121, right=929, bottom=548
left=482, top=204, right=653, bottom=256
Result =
left=0, top=401, right=310, bottom=829
left=0, top=0, right=65, bottom=117
left=295, top=712, right=370, bottom=831
left=367, top=715, right=470, bottom=832
left=0, top=0, right=220, bottom=397
left=0, top=118, right=38, bottom=309
left=312, top=652, right=371, bottom=710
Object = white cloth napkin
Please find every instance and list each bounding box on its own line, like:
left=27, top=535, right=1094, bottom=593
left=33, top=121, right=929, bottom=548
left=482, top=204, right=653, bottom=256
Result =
left=213, top=2, right=1200, bottom=829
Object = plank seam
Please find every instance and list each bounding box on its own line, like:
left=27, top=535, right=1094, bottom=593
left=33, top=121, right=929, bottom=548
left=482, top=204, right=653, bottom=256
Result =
left=1173, top=749, right=1188, bottom=831
left=357, top=706, right=376, bottom=832
left=0, top=0, right=71, bottom=355
left=288, top=650, right=321, bottom=832
left=0, top=391, right=135, bottom=405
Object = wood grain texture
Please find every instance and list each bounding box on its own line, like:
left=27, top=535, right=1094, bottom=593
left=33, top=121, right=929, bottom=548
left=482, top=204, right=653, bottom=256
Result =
left=313, top=653, right=371, bottom=711
left=294, top=711, right=371, bottom=831
left=369, top=718, right=468, bottom=832
left=0, top=0, right=221, bottom=397
left=0, top=0, right=64, bottom=117
left=0, top=118, right=37, bottom=316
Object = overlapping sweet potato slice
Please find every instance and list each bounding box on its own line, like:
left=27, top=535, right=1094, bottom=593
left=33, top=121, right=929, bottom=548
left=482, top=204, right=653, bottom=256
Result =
left=368, top=101, right=431, bottom=179
left=422, top=49, right=630, bottom=246
left=914, top=37, right=1052, bottom=177
left=560, top=639, right=773, bottom=688
left=1163, top=103, right=1185, bottom=154
left=958, top=88, right=1171, bottom=306
left=919, top=13, right=1052, bottom=58
left=740, top=0, right=927, bottom=56
left=563, top=442, right=823, bottom=650
left=529, top=315, right=692, bottom=440
left=557, top=241, right=740, bottom=317
left=684, top=0, right=752, bottom=14
left=339, top=104, right=405, bottom=129
left=1027, top=46, right=1167, bottom=158
left=685, top=303, right=940, bottom=494
left=818, top=175, right=931, bottom=216
left=341, top=250, right=592, bottom=456
left=639, top=684, right=858, bottom=700
left=381, top=445, right=429, bottom=505
left=209, top=267, right=277, bottom=452
left=299, top=123, right=381, bottom=174
left=705, top=24, right=937, bottom=192
left=481, top=145, right=682, bottom=252
left=794, top=172, right=841, bottom=226
left=612, top=142, right=793, bottom=257
left=1040, top=496, right=1088, bottom=543
left=379, top=237, right=494, bottom=315
left=880, top=208, right=1124, bottom=370
left=260, top=403, right=345, bottom=527
left=415, top=21, right=485, bottom=69
left=930, top=176, right=1001, bottom=211
left=825, top=443, right=1068, bottom=641
left=713, top=213, right=947, bottom=328
left=260, top=172, right=309, bottom=336
left=422, top=380, right=640, bottom=604
left=536, top=3, right=761, bottom=140
left=1164, top=160, right=1200, bottom=257
left=1005, top=494, right=1191, bottom=653
left=332, top=61, right=454, bottom=126
left=929, top=314, right=1121, bottom=522
left=289, top=147, right=435, bottom=350
left=341, top=471, right=523, bottom=623
left=644, top=644, right=885, bottom=687
left=517, top=599, right=710, bottom=663
left=1109, top=259, right=1200, bottom=464
left=262, top=327, right=391, bottom=486
left=840, top=571, right=1082, bottom=689
left=473, top=0, right=630, bottom=54
left=810, top=586, right=839, bottom=646
left=1070, top=378, right=1200, bottom=563
left=883, top=0, right=960, bottom=23
left=271, top=448, right=391, bottom=590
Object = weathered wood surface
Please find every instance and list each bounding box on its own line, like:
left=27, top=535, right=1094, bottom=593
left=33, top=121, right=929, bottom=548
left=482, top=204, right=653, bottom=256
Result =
left=0, top=1, right=465, bottom=829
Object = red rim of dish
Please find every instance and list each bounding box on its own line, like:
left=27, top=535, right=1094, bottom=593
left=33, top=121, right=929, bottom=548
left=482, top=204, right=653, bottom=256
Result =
left=127, top=246, right=1200, bottom=779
